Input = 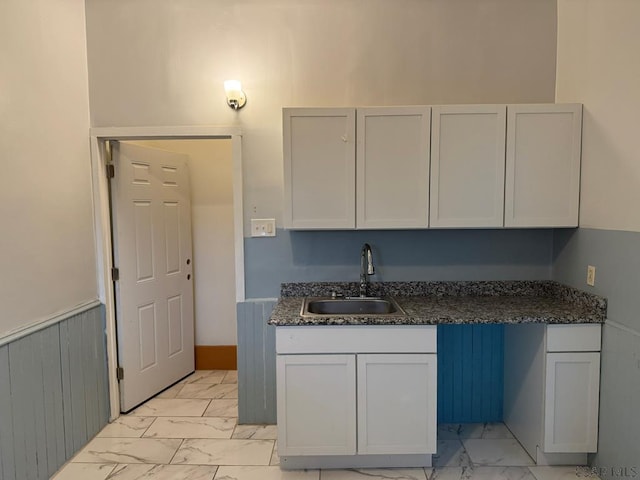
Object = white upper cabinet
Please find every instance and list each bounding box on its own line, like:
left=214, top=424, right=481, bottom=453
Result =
left=356, top=107, right=431, bottom=229
left=430, top=105, right=506, bottom=228
left=283, top=104, right=582, bottom=230
left=505, top=104, right=582, bottom=227
left=283, top=108, right=356, bottom=229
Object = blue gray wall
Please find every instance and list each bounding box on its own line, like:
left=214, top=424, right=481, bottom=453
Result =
left=0, top=304, right=109, bottom=480
left=245, top=228, right=555, bottom=298
left=553, top=228, right=640, bottom=474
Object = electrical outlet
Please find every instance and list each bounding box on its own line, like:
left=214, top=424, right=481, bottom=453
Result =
left=251, top=218, right=276, bottom=237
left=586, top=265, right=596, bottom=286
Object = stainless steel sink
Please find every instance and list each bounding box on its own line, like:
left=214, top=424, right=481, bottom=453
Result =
left=301, top=297, right=405, bottom=316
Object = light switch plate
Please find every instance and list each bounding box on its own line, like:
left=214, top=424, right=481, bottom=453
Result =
left=586, top=265, right=596, bottom=286
left=251, top=218, right=276, bottom=237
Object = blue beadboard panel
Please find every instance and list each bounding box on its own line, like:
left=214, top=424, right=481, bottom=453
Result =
left=438, top=324, right=504, bottom=423
left=0, top=304, right=109, bottom=480
left=237, top=299, right=277, bottom=424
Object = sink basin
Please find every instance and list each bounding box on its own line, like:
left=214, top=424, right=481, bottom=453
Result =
left=301, top=297, right=405, bottom=316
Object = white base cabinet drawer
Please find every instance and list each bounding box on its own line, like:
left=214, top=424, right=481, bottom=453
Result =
left=546, top=324, right=601, bottom=352
left=276, top=325, right=437, bottom=354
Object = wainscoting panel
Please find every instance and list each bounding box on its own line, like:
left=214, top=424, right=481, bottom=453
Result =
left=0, top=345, right=14, bottom=480
left=61, top=307, right=109, bottom=455
left=237, top=299, right=277, bottom=424
left=437, top=324, right=504, bottom=423
left=0, top=304, right=109, bottom=480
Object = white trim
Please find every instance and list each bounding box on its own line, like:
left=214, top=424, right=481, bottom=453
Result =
left=89, top=126, right=245, bottom=421
left=0, top=300, right=101, bottom=347
left=90, top=125, right=241, bottom=139
left=605, top=319, right=640, bottom=338
left=90, top=135, right=120, bottom=421
left=242, top=297, right=279, bottom=303
left=231, top=135, right=246, bottom=302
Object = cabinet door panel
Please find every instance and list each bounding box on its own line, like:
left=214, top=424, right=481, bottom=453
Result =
left=277, top=354, right=356, bottom=456
left=505, top=104, right=582, bottom=227
left=430, top=105, right=506, bottom=228
left=284, top=108, right=356, bottom=229
left=357, top=107, right=430, bottom=229
left=544, top=352, right=600, bottom=453
left=357, top=354, right=437, bottom=454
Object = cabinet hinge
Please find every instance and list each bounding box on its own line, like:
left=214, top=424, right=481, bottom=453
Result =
left=111, top=267, right=120, bottom=281
left=116, top=367, right=124, bottom=380
left=106, top=164, right=115, bottom=179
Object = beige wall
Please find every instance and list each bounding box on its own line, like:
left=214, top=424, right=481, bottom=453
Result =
left=134, top=140, right=236, bottom=345
left=0, top=0, right=96, bottom=337
left=556, top=0, right=640, bottom=232
left=85, top=0, right=558, bottom=231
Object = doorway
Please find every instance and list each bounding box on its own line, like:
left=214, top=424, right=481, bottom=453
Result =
left=90, top=127, right=245, bottom=419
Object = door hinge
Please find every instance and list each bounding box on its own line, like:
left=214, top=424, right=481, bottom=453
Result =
left=116, top=367, right=124, bottom=380
left=111, top=267, right=120, bottom=281
left=106, top=164, right=115, bottom=179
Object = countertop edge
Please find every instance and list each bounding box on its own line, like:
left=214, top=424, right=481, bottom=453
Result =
left=268, top=283, right=607, bottom=327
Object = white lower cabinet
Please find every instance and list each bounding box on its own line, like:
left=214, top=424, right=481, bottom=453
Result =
left=504, top=323, right=601, bottom=465
left=544, top=352, right=600, bottom=453
left=357, top=354, right=437, bottom=455
left=276, top=354, right=356, bottom=456
left=276, top=326, right=437, bottom=469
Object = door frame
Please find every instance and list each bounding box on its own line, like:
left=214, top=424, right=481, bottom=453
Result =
left=89, top=126, right=244, bottom=420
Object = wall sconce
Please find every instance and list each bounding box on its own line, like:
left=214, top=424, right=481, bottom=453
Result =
left=224, top=80, right=246, bottom=110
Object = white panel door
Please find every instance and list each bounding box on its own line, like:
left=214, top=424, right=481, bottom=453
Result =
left=111, top=142, right=194, bottom=412
left=356, top=107, right=431, bottom=229
left=430, top=105, right=506, bottom=227
left=277, top=354, right=356, bottom=456
left=544, top=352, right=600, bottom=453
left=505, top=104, right=582, bottom=227
left=283, top=108, right=356, bottom=229
left=357, top=354, right=437, bottom=455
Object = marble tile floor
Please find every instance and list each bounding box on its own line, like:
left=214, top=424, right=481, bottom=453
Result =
left=52, top=370, right=599, bottom=480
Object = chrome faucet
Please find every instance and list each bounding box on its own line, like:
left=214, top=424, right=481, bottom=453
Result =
left=360, top=243, right=375, bottom=297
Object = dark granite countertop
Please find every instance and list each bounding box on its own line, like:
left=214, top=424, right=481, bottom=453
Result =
left=268, top=281, right=607, bottom=326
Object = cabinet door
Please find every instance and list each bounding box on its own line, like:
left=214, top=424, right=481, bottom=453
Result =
left=283, top=108, right=356, bottom=229
left=357, top=354, right=437, bottom=454
left=544, top=352, right=600, bottom=453
left=356, top=107, right=430, bottom=229
left=505, top=104, right=582, bottom=227
left=276, top=354, right=356, bottom=456
left=430, top=105, right=506, bottom=228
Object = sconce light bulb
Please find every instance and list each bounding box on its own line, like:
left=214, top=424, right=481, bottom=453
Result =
left=224, top=80, right=246, bottom=110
